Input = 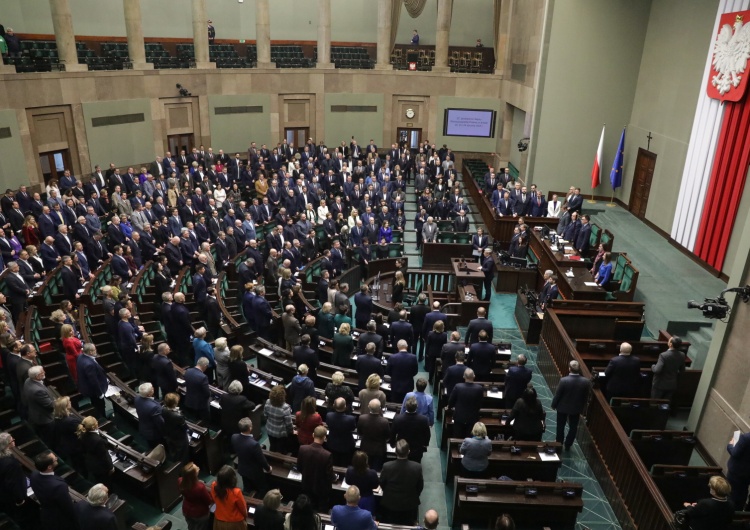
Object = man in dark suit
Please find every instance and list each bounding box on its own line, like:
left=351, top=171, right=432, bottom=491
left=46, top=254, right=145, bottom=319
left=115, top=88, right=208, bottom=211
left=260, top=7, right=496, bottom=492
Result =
left=41, top=236, right=61, bottom=272
left=504, top=354, right=533, bottom=408
left=29, top=451, right=78, bottom=530
left=357, top=399, right=390, bottom=471
left=551, top=360, right=592, bottom=449
left=480, top=248, right=496, bottom=301
left=152, top=343, right=178, bottom=398
left=467, top=330, right=496, bottom=379
left=357, top=321, right=384, bottom=357
left=389, top=310, right=413, bottom=350
left=354, top=284, right=373, bottom=329
left=117, top=308, right=142, bottom=375
left=390, top=396, right=430, bottom=463
left=232, top=418, right=272, bottom=496
left=76, top=344, right=108, bottom=418
left=440, top=331, right=463, bottom=373
left=75, top=483, right=118, bottom=530
left=651, top=336, right=686, bottom=400
left=567, top=188, right=583, bottom=214
left=603, top=342, right=641, bottom=400
left=386, top=340, right=418, bottom=403
left=379, top=439, right=424, bottom=525
left=421, top=302, right=447, bottom=361
left=464, top=307, right=493, bottom=345
left=297, top=425, right=335, bottom=511
left=443, top=351, right=468, bottom=396
left=170, top=293, right=194, bottom=366
left=134, top=382, right=165, bottom=448
left=4, top=261, right=30, bottom=321
left=292, top=335, right=319, bottom=382
left=355, top=343, right=384, bottom=390
left=184, top=358, right=211, bottom=421
left=326, top=398, right=357, bottom=467
left=408, top=294, right=429, bottom=359
left=575, top=214, right=592, bottom=255
left=447, top=368, right=484, bottom=438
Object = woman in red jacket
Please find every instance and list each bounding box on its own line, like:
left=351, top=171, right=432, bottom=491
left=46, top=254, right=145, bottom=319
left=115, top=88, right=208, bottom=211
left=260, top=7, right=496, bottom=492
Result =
left=178, top=462, right=213, bottom=530
left=61, top=324, right=82, bottom=382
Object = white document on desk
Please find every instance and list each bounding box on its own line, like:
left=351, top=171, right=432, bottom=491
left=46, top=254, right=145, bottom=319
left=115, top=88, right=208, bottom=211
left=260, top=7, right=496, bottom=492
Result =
left=105, top=385, right=121, bottom=397
left=383, top=410, right=396, bottom=419
left=584, top=282, right=599, bottom=287
left=487, top=391, right=503, bottom=399
left=287, top=470, right=302, bottom=481
left=259, top=348, right=274, bottom=356
left=538, top=451, right=560, bottom=461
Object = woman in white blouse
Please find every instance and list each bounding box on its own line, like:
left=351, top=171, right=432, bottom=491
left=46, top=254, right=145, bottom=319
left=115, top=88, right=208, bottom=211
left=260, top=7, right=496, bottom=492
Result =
left=303, top=203, right=317, bottom=225
left=317, top=199, right=329, bottom=224
left=347, top=208, right=359, bottom=229
left=213, top=183, right=226, bottom=208
left=547, top=193, right=561, bottom=218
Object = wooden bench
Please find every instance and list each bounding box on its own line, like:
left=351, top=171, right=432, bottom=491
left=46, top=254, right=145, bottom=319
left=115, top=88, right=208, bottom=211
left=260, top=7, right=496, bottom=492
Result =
left=650, top=464, right=723, bottom=512
left=610, top=397, right=671, bottom=434
left=445, top=438, right=562, bottom=482
left=630, top=430, right=697, bottom=469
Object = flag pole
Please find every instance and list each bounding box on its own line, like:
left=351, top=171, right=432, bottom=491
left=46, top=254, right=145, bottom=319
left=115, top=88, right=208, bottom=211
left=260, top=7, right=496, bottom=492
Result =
left=608, top=190, right=616, bottom=207
left=588, top=123, right=605, bottom=203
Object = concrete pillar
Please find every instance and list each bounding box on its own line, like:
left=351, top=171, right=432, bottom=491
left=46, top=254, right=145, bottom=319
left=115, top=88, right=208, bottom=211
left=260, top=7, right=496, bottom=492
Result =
left=494, top=0, right=512, bottom=76
left=433, top=0, right=453, bottom=72
left=123, top=0, right=152, bottom=70
left=48, top=0, right=87, bottom=72
left=255, top=0, right=273, bottom=68
left=375, top=0, right=394, bottom=70
left=317, top=0, right=334, bottom=69
left=191, top=0, right=214, bottom=69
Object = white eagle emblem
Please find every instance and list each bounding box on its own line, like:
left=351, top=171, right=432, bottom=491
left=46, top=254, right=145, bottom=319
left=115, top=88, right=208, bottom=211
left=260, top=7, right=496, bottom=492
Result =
left=712, top=15, right=750, bottom=95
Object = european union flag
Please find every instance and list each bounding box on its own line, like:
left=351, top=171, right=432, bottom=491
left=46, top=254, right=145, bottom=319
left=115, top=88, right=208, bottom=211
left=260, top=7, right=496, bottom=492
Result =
left=610, top=127, right=625, bottom=190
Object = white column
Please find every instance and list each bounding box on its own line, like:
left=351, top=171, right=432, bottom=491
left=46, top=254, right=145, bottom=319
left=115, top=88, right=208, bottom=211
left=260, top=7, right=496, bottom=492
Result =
left=255, top=0, right=273, bottom=68
left=433, top=0, right=453, bottom=72
left=376, top=0, right=394, bottom=70
left=48, top=0, right=87, bottom=72
left=191, top=0, right=214, bottom=69
left=123, top=0, right=152, bottom=70
left=317, top=0, right=334, bottom=69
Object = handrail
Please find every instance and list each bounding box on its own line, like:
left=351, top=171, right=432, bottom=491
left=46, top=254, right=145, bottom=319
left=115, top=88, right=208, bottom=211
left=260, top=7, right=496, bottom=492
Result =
left=539, top=308, right=675, bottom=530
left=80, top=257, right=112, bottom=308
left=216, top=272, right=240, bottom=329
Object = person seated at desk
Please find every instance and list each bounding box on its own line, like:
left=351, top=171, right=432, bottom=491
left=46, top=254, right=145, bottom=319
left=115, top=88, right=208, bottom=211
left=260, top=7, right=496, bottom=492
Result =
left=595, top=251, right=613, bottom=289
left=460, top=421, right=493, bottom=478
left=680, top=475, right=735, bottom=530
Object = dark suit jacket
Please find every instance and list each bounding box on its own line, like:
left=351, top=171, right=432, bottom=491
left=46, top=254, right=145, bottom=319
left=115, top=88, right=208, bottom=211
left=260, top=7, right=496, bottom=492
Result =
left=504, top=365, right=533, bottom=406
left=134, top=395, right=164, bottom=442
left=355, top=355, right=384, bottom=390
left=551, top=373, right=592, bottom=414
left=152, top=354, right=178, bottom=395
left=184, top=367, right=210, bottom=412
left=448, top=382, right=484, bottom=425
left=465, top=317, right=493, bottom=345
left=75, top=497, right=118, bottom=530
left=357, top=412, right=390, bottom=457
left=76, top=354, right=107, bottom=399
left=23, top=379, right=54, bottom=426
left=29, top=471, right=78, bottom=530
left=443, top=363, right=468, bottom=396
left=354, top=292, right=373, bottom=327
left=325, top=411, right=357, bottom=453
left=297, top=442, right=335, bottom=500
left=467, top=341, right=496, bottom=378
left=604, top=354, right=642, bottom=398
left=380, top=458, right=423, bottom=512
left=220, top=394, right=256, bottom=435
left=60, top=266, right=80, bottom=301
left=422, top=310, right=447, bottom=338
left=293, top=346, right=319, bottom=382
left=389, top=320, right=413, bottom=347
left=576, top=223, right=591, bottom=253
left=170, top=303, right=194, bottom=345
left=390, top=412, right=430, bottom=457
left=357, top=332, right=383, bottom=357
left=651, top=348, right=685, bottom=391
left=79, top=430, right=113, bottom=478
left=386, top=352, right=418, bottom=397
left=232, top=433, right=270, bottom=477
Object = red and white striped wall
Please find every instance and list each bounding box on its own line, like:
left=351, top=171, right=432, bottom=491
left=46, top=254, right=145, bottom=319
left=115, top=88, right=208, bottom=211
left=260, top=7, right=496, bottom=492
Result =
left=671, top=0, right=750, bottom=271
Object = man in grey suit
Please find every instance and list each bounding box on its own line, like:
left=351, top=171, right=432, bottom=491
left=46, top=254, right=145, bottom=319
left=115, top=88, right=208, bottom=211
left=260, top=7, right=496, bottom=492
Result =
left=651, top=336, right=685, bottom=400
left=551, top=360, right=591, bottom=450
left=421, top=216, right=438, bottom=244
left=23, top=366, right=55, bottom=446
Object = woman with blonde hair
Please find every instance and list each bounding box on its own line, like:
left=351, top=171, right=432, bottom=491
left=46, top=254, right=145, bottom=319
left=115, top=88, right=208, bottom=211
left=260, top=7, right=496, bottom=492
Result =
left=22, top=215, right=41, bottom=247
left=358, top=374, right=386, bottom=410
left=254, top=489, right=285, bottom=530
left=61, top=323, right=82, bottom=382
left=317, top=302, right=335, bottom=340
left=332, top=323, right=354, bottom=368
left=391, top=270, right=405, bottom=304
left=77, top=416, right=114, bottom=487
left=53, top=396, right=81, bottom=468
left=264, top=384, right=294, bottom=454
left=178, top=462, right=213, bottom=530
left=214, top=337, right=231, bottom=390
left=50, top=309, right=67, bottom=342
left=325, top=371, right=354, bottom=411
left=460, top=421, right=493, bottom=477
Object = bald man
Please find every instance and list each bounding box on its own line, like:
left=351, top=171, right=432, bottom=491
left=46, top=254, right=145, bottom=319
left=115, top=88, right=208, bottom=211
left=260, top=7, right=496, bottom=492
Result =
left=603, top=342, right=641, bottom=400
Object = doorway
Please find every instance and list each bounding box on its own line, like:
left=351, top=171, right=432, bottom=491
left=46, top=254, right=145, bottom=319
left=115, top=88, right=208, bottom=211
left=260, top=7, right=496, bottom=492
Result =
left=628, top=148, right=656, bottom=219
left=397, top=128, right=422, bottom=151
left=285, top=127, right=309, bottom=148
left=168, top=134, right=195, bottom=157
left=39, top=150, right=72, bottom=185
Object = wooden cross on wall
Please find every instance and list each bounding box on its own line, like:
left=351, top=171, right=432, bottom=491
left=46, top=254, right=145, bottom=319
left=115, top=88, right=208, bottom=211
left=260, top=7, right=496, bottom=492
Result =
left=647, top=131, right=653, bottom=150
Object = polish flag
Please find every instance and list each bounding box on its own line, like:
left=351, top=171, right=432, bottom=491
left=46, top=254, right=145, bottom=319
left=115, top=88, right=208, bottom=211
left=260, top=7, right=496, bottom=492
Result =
left=591, top=125, right=605, bottom=189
